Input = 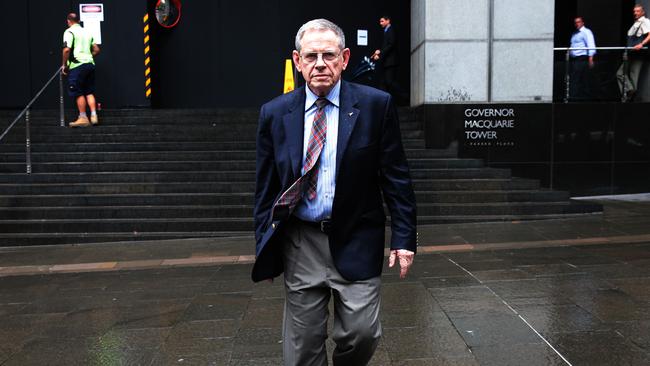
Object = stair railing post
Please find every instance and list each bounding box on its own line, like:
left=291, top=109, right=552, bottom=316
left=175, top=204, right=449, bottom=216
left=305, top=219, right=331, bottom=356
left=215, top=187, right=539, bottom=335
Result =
left=25, top=109, right=32, bottom=175
left=621, top=49, right=629, bottom=102
left=59, top=69, right=65, bottom=127
left=564, top=50, right=570, bottom=103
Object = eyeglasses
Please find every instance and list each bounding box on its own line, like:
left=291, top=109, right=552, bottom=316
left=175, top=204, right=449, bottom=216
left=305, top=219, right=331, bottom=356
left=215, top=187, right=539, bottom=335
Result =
left=300, top=51, right=341, bottom=64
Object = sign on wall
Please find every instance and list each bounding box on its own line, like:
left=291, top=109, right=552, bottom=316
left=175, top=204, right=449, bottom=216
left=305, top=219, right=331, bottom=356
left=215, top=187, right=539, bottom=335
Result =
left=463, top=107, right=516, bottom=147
left=80, top=4, right=104, bottom=44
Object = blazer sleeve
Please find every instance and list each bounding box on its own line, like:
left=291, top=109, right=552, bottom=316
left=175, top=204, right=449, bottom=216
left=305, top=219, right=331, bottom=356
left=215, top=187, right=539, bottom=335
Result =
left=378, top=95, right=417, bottom=252
left=254, top=104, right=279, bottom=243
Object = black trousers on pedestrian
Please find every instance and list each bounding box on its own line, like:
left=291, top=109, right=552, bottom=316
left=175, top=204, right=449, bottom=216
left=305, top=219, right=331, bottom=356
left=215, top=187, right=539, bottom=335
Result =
left=569, top=56, right=592, bottom=101
left=381, top=66, right=406, bottom=104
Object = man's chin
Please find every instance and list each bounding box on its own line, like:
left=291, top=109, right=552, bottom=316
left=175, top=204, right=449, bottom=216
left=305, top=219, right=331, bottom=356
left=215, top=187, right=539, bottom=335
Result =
left=308, top=81, right=334, bottom=96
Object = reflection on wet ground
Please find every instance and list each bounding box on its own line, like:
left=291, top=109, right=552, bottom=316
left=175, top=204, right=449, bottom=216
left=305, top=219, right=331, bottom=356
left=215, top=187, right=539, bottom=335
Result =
left=0, top=201, right=649, bottom=365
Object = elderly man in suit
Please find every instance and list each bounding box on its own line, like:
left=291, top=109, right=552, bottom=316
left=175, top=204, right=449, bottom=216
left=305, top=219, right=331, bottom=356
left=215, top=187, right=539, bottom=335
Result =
left=253, top=18, right=417, bottom=366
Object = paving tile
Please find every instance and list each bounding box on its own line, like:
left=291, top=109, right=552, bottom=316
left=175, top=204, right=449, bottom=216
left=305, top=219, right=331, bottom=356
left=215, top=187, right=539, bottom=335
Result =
left=113, top=301, right=188, bottom=329
left=519, top=263, right=586, bottom=277
left=231, top=327, right=282, bottom=360
left=546, top=331, right=650, bottom=366
left=429, top=286, right=513, bottom=316
left=150, top=351, right=231, bottom=366
left=181, top=293, right=250, bottom=321
left=609, top=277, right=650, bottom=302
left=448, top=312, right=540, bottom=347
left=2, top=336, right=157, bottom=366
left=420, top=275, right=481, bottom=289
left=470, top=342, right=567, bottom=366
left=240, top=298, right=283, bottom=329
left=472, top=268, right=534, bottom=282
left=390, top=357, right=479, bottom=366
left=569, top=288, right=650, bottom=322
left=611, top=319, right=650, bottom=349
left=515, top=304, right=610, bottom=334
left=382, top=326, right=472, bottom=360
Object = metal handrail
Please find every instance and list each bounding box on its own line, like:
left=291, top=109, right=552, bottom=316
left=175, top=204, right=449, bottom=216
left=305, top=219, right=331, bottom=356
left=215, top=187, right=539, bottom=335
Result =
left=0, top=67, right=65, bottom=174
left=553, top=46, right=648, bottom=103
left=553, top=46, right=647, bottom=51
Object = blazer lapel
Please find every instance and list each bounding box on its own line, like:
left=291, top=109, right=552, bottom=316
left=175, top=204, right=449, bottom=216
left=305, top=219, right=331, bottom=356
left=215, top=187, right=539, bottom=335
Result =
left=336, top=81, right=360, bottom=178
left=282, top=88, right=306, bottom=179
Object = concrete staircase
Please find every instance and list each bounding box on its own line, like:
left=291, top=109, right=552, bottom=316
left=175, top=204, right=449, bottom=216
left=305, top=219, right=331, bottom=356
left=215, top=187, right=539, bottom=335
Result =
left=0, top=109, right=601, bottom=246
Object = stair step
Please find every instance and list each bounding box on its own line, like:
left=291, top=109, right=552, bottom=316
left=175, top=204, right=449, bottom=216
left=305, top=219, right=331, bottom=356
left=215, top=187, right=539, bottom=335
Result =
left=0, top=150, right=456, bottom=163
left=0, top=201, right=598, bottom=221
left=0, top=182, right=257, bottom=195
left=415, top=190, right=569, bottom=203
left=0, top=151, right=258, bottom=163
left=411, top=178, right=540, bottom=191
left=0, top=180, right=541, bottom=195
left=417, top=211, right=602, bottom=224
left=0, top=169, right=511, bottom=184
left=0, top=190, right=567, bottom=207
left=0, top=218, right=255, bottom=233
left=0, top=232, right=252, bottom=246
left=411, top=168, right=511, bottom=179
left=0, top=171, right=256, bottom=184
left=0, top=142, right=257, bottom=153
left=0, top=161, right=258, bottom=173
left=0, top=193, right=254, bottom=207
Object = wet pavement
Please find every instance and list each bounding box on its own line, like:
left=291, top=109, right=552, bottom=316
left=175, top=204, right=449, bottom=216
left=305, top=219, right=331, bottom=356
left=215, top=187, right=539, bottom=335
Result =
left=0, top=200, right=649, bottom=365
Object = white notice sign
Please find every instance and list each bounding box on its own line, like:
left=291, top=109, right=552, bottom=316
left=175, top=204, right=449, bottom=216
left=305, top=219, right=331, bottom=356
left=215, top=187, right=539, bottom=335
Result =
left=357, top=30, right=368, bottom=46
left=80, top=4, right=104, bottom=44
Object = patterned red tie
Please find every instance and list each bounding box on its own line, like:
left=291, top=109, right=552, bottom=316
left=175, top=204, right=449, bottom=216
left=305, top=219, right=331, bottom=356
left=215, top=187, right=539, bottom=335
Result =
left=271, top=98, right=328, bottom=221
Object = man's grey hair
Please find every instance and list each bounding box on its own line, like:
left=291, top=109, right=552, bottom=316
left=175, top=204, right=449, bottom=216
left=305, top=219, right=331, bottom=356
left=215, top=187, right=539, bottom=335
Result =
left=634, top=4, right=645, bottom=11
left=295, top=19, right=345, bottom=52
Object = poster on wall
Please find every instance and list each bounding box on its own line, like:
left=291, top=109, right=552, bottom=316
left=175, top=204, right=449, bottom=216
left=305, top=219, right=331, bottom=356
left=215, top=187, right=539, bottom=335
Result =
left=80, top=4, right=104, bottom=44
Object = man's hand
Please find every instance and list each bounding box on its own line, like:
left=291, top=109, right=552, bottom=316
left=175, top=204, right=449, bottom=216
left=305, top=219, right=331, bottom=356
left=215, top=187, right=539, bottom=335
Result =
left=588, top=57, right=594, bottom=68
left=61, top=65, right=69, bottom=76
left=389, top=249, right=414, bottom=279
left=371, top=49, right=380, bottom=61
left=633, top=43, right=644, bottom=51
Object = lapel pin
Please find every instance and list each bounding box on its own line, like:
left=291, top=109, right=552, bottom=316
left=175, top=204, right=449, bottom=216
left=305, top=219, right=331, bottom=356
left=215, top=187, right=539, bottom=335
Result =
left=348, top=112, right=354, bottom=116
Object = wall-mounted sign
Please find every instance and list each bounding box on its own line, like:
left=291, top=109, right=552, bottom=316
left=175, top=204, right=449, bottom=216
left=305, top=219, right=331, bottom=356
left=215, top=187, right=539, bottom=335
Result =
left=463, top=107, right=516, bottom=147
left=357, top=30, right=368, bottom=46
left=80, top=3, right=103, bottom=44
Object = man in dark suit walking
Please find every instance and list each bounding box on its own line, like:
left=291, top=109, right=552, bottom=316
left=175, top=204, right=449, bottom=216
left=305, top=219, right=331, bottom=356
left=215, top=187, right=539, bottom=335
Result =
left=253, top=18, right=417, bottom=366
left=372, top=15, right=401, bottom=100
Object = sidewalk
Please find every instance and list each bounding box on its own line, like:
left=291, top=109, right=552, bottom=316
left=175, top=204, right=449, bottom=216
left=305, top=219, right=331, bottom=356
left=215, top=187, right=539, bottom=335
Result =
left=0, top=200, right=649, bottom=365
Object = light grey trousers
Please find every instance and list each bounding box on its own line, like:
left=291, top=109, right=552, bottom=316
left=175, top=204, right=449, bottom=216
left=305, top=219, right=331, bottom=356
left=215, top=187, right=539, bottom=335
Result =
left=281, top=221, right=382, bottom=366
left=617, top=58, right=645, bottom=94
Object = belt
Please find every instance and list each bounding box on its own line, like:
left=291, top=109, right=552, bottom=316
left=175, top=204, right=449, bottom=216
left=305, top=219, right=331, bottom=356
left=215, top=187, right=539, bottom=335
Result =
left=294, top=217, right=332, bottom=234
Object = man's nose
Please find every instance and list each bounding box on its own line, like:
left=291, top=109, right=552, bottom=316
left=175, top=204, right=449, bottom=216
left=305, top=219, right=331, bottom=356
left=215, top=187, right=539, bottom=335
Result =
left=314, top=54, right=327, bottom=67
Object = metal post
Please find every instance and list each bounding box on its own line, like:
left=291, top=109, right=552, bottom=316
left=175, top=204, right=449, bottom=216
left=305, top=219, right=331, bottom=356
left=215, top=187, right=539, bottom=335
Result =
left=25, top=109, right=32, bottom=175
left=59, top=70, right=65, bottom=127
left=621, top=49, right=629, bottom=102
left=564, top=50, right=570, bottom=103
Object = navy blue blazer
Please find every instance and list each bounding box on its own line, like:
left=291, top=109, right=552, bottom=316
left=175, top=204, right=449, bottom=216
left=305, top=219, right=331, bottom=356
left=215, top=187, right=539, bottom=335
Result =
left=252, top=81, right=417, bottom=282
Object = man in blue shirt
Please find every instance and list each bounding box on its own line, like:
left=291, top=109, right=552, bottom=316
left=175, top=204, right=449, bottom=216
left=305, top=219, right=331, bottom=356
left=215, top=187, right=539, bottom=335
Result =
left=569, top=17, right=596, bottom=101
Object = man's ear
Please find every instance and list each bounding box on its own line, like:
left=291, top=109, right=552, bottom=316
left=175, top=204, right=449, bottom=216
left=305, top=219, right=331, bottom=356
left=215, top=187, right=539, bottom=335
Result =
left=341, top=48, right=351, bottom=70
left=292, top=50, right=302, bottom=73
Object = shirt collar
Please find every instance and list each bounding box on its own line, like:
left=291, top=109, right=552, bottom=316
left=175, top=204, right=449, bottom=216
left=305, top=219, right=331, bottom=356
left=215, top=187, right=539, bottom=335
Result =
left=305, top=80, right=341, bottom=111
left=384, top=24, right=391, bottom=32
